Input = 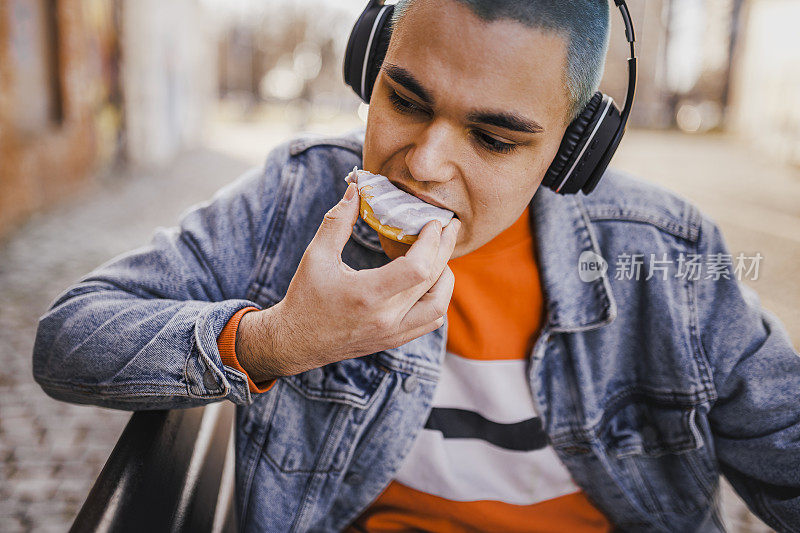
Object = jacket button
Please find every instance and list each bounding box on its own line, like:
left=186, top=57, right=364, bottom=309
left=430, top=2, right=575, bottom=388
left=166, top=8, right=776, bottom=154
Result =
left=402, top=375, right=419, bottom=393
left=345, top=471, right=363, bottom=485
left=203, top=369, right=217, bottom=390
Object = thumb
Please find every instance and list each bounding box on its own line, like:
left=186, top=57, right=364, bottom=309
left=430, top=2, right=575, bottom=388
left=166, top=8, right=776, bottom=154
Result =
left=312, top=183, right=360, bottom=257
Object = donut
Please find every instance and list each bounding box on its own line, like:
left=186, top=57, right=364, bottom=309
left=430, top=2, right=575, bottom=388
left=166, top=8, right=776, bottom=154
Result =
left=344, top=168, right=454, bottom=244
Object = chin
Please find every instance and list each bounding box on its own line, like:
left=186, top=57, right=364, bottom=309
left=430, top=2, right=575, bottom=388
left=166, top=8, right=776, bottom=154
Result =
left=378, top=234, right=412, bottom=260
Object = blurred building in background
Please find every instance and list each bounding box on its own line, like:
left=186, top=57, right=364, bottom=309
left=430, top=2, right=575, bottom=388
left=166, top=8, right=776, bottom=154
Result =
left=0, top=0, right=112, bottom=240
left=601, top=0, right=672, bottom=129
left=600, top=0, right=745, bottom=131
left=122, top=0, right=215, bottom=166
left=213, top=0, right=362, bottom=127
left=602, top=0, right=800, bottom=169
left=0, top=0, right=214, bottom=241
left=728, top=0, right=800, bottom=167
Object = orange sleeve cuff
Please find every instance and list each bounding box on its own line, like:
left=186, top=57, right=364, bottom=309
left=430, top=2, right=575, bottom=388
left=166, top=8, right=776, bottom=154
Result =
left=217, top=306, right=276, bottom=394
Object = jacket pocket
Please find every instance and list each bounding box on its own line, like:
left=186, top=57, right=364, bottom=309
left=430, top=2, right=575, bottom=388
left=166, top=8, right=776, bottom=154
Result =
left=599, top=400, right=717, bottom=516
left=254, top=356, right=389, bottom=474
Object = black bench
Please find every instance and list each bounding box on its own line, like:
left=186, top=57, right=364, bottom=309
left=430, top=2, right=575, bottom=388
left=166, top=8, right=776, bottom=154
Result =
left=70, top=403, right=237, bottom=532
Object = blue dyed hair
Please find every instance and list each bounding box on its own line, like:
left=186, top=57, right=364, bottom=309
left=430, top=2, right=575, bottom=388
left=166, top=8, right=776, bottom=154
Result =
left=391, top=0, right=611, bottom=123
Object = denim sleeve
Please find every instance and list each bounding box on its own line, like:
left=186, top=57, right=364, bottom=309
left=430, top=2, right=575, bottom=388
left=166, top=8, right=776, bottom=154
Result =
left=32, top=145, right=290, bottom=411
left=698, top=217, right=800, bottom=532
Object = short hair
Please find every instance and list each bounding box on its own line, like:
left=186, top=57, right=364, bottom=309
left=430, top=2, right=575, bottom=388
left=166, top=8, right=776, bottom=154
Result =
left=391, top=0, right=611, bottom=124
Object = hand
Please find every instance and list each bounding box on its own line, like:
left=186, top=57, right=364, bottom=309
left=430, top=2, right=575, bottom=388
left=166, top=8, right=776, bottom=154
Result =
left=236, top=182, right=460, bottom=382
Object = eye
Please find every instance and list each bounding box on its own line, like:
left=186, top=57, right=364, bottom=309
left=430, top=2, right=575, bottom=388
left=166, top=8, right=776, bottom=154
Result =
left=471, top=130, right=517, bottom=154
left=388, top=89, right=428, bottom=116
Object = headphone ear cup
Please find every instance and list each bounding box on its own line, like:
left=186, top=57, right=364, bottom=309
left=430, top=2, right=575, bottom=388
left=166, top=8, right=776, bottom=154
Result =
left=343, top=3, right=394, bottom=103
left=542, top=92, right=622, bottom=195
left=542, top=92, right=603, bottom=192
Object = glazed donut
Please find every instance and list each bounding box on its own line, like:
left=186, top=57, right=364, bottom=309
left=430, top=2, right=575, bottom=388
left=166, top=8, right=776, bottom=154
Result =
left=345, top=168, right=454, bottom=244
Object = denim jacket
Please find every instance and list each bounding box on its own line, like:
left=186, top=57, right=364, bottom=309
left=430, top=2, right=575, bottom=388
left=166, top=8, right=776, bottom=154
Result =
left=33, top=130, right=800, bottom=532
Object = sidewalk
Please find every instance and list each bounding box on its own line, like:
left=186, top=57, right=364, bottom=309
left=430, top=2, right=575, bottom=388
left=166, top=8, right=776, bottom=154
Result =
left=1, top=124, right=795, bottom=531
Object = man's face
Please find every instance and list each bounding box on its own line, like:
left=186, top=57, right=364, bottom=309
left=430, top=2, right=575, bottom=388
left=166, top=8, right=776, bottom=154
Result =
left=363, top=0, right=571, bottom=258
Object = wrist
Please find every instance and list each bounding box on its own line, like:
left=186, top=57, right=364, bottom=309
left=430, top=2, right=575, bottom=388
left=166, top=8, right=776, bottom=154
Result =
left=236, top=304, right=288, bottom=383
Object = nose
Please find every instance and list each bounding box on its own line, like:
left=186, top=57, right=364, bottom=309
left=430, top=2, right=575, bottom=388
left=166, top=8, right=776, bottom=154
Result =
left=404, top=118, right=459, bottom=184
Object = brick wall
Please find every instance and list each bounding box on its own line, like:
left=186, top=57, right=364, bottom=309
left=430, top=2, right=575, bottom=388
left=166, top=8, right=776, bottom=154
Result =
left=0, top=0, right=99, bottom=241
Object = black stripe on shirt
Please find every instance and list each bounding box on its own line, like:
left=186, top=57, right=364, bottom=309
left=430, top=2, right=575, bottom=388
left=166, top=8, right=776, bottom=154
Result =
left=423, top=407, right=548, bottom=451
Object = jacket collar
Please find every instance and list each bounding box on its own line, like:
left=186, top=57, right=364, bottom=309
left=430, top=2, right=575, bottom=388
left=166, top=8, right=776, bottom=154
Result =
left=531, top=188, right=617, bottom=332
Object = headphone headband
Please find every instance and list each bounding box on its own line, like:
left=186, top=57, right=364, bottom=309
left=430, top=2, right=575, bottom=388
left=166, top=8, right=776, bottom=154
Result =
left=582, top=1, right=637, bottom=193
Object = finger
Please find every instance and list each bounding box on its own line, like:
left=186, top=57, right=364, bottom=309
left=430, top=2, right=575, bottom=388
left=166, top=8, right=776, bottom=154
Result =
left=393, top=217, right=460, bottom=305
left=430, top=218, right=460, bottom=279
left=309, top=183, right=359, bottom=258
left=391, top=315, right=447, bottom=348
left=398, top=266, right=455, bottom=331
left=363, top=219, right=443, bottom=296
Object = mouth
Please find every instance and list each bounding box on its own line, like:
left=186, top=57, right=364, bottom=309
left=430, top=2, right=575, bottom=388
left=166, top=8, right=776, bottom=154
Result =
left=389, top=180, right=456, bottom=217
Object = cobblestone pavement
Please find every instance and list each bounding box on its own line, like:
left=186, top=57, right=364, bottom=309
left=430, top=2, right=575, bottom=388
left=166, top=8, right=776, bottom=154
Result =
left=1, top=123, right=797, bottom=531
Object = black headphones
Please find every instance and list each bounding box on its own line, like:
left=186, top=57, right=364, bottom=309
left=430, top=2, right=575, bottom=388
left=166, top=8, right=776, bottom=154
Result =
left=343, top=0, right=637, bottom=195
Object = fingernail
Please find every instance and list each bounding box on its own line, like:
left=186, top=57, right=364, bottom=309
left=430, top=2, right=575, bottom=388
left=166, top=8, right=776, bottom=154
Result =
left=434, top=220, right=443, bottom=232
left=344, top=183, right=356, bottom=201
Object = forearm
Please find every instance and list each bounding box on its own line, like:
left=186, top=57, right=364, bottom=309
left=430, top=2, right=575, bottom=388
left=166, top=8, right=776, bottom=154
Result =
left=31, top=159, right=289, bottom=410
left=32, top=280, right=256, bottom=410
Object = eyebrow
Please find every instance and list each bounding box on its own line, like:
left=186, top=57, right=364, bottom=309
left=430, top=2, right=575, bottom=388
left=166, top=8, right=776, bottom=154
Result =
left=466, top=110, right=544, bottom=134
left=383, top=63, right=434, bottom=104
left=382, top=63, right=544, bottom=135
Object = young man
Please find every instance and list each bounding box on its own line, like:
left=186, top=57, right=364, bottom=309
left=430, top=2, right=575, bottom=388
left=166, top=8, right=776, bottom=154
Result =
left=33, top=0, right=800, bottom=531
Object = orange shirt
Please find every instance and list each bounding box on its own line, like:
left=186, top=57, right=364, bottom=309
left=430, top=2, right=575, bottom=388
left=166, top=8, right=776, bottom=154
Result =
left=349, top=207, right=610, bottom=532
